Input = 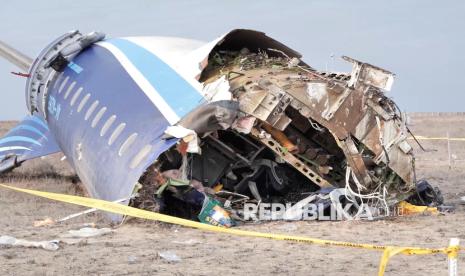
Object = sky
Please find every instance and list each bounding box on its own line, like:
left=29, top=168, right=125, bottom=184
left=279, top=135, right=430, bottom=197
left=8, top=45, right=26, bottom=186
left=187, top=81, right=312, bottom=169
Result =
left=0, top=0, right=464, bottom=120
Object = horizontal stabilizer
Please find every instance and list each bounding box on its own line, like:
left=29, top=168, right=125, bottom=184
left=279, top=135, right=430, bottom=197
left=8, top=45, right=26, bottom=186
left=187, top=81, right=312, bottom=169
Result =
left=0, top=115, right=60, bottom=173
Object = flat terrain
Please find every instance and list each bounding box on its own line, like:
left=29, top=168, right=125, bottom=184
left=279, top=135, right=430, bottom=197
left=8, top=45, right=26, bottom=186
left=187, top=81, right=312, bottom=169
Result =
left=1, top=114, right=464, bottom=276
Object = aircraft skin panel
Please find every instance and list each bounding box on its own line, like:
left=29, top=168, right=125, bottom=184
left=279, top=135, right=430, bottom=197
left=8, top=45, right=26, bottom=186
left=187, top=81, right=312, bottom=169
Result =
left=0, top=115, right=61, bottom=172
left=97, top=41, right=181, bottom=125
left=122, top=37, right=207, bottom=92
left=45, top=43, right=180, bottom=204
left=104, top=38, right=205, bottom=119
left=122, top=36, right=205, bottom=69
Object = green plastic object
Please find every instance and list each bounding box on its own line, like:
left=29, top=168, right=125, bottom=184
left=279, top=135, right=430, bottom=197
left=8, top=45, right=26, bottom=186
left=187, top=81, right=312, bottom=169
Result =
left=198, top=197, right=235, bottom=228
left=155, top=178, right=189, bottom=198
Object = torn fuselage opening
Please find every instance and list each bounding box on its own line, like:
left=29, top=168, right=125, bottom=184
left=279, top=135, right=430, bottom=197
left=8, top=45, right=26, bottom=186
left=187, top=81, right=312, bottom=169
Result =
left=199, top=29, right=309, bottom=82
left=134, top=40, right=418, bottom=222
left=135, top=127, right=324, bottom=221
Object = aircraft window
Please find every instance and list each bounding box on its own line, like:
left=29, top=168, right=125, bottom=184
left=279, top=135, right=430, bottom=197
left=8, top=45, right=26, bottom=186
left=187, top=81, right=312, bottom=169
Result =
left=70, top=87, right=83, bottom=107
left=129, top=144, right=152, bottom=169
left=53, top=73, right=64, bottom=89
left=92, top=107, right=107, bottom=128
left=119, top=133, right=138, bottom=157
left=78, top=93, right=91, bottom=113
left=58, top=76, right=69, bottom=94
left=100, top=115, right=116, bottom=137
left=64, top=81, right=76, bottom=100
left=108, top=123, right=126, bottom=145
left=85, top=100, right=99, bottom=121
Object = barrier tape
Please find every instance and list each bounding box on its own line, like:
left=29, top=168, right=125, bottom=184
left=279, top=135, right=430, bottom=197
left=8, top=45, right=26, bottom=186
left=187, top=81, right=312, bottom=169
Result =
left=0, top=184, right=460, bottom=276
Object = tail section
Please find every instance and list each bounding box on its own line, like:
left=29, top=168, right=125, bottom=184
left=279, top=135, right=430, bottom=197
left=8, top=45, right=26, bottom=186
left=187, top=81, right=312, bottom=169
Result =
left=0, top=115, right=60, bottom=173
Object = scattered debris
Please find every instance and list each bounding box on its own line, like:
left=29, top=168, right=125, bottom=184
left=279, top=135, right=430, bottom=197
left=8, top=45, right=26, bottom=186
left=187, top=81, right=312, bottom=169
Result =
left=158, top=251, right=182, bottom=262
left=397, top=201, right=438, bottom=216
left=55, top=197, right=132, bottom=223
left=407, top=180, right=444, bottom=207
left=198, top=197, right=235, bottom=227
left=58, top=227, right=113, bottom=245
left=33, top=217, right=55, bottom=227
left=127, top=255, right=138, bottom=264
left=437, top=205, right=455, bottom=213
left=64, top=227, right=113, bottom=238
left=34, top=197, right=133, bottom=227
left=0, top=235, right=59, bottom=251
left=172, top=239, right=201, bottom=245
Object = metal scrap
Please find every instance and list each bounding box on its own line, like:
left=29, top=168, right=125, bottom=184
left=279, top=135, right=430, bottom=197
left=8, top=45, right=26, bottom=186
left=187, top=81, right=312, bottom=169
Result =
left=0, top=235, right=59, bottom=251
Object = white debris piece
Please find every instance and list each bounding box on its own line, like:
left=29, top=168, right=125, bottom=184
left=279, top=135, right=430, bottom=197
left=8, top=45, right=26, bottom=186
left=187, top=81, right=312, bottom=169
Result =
left=65, top=227, right=113, bottom=238
left=164, top=125, right=200, bottom=153
left=0, top=235, right=59, bottom=251
left=127, top=255, right=138, bottom=263
left=158, top=251, right=182, bottom=262
left=172, top=239, right=200, bottom=245
left=202, top=75, right=232, bottom=102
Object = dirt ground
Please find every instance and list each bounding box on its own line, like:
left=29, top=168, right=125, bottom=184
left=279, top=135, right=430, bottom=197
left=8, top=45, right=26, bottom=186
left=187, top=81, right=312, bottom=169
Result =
left=0, top=114, right=464, bottom=276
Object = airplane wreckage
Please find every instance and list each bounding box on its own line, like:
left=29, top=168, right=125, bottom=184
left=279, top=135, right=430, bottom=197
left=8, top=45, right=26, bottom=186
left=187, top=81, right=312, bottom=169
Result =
left=0, top=29, right=444, bottom=226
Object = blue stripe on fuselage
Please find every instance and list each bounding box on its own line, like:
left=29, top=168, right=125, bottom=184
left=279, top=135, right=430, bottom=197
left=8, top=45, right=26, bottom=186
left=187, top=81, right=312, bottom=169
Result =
left=24, top=116, right=49, bottom=130
left=0, top=146, right=32, bottom=153
left=7, top=125, right=48, bottom=140
left=0, top=136, right=42, bottom=146
left=106, top=38, right=204, bottom=118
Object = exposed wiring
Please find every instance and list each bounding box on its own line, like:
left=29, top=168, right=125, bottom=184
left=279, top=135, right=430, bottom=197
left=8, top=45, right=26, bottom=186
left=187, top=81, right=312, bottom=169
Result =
left=344, top=166, right=390, bottom=219
left=308, top=118, right=325, bottom=132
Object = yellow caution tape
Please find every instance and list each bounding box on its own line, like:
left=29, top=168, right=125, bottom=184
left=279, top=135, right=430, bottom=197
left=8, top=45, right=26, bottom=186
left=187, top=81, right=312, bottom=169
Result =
left=0, top=184, right=459, bottom=276
left=378, top=247, right=407, bottom=276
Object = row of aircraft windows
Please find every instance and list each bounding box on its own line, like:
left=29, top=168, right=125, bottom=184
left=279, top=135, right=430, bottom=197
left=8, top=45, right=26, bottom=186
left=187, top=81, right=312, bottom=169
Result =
left=55, top=74, right=152, bottom=168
